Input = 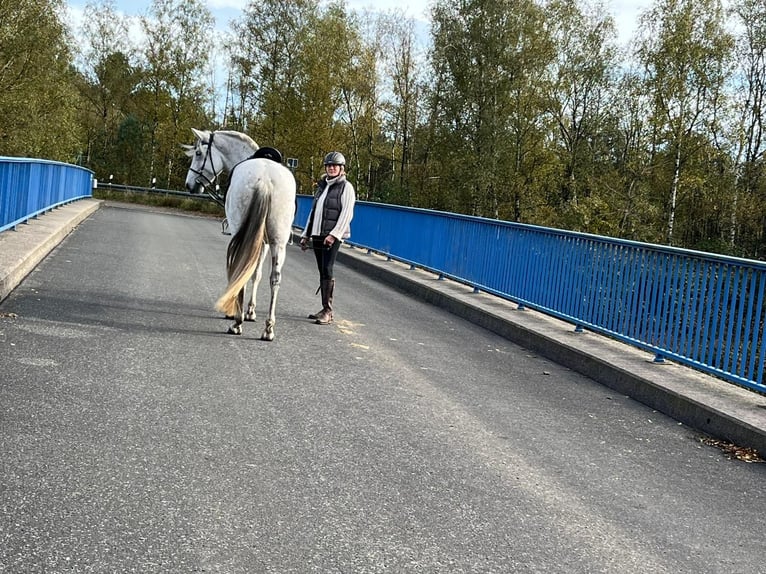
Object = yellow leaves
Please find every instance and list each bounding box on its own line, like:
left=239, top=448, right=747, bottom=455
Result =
left=700, top=437, right=764, bottom=463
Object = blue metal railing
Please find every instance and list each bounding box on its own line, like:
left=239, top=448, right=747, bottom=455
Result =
left=6, top=174, right=764, bottom=395
left=0, top=157, right=94, bottom=232
left=296, top=195, right=766, bottom=395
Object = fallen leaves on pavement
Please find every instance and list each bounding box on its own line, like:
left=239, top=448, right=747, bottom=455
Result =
left=700, top=437, right=764, bottom=462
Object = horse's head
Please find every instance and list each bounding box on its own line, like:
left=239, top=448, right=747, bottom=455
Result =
left=183, top=128, right=221, bottom=194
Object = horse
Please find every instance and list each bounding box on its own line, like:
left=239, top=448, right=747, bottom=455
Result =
left=183, top=128, right=296, bottom=341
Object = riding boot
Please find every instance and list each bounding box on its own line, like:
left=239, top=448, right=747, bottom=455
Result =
left=308, top=283, right=324, bottom=319
left=314, top=279, right=334, bottom=325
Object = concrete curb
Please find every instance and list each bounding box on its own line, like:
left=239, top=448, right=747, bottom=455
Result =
left=0, top=199, right=102, bottom=304
left=336, top=244, right=766, bottom=456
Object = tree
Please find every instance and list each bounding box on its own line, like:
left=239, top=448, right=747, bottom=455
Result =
left=77, top=0, right=137, bottom=178
left=227, top=0, right=324, bottom=191
left=375, top=11, right=424, bottom=204
left=427, top=0, right=555, bottom=220
left=598, top=69, right=663, bottom=242
left=140, top=0, right=215, bottom=188
left=637, top=0, right=733, bottom=245
left=728, top=0, right=766, bottom=257
left=318, top=2, right=379, bottom=199
left=227, top=0, right=384, bottom=197
left=0, top=0, right=83, bottom=160
left=544, top=0, right=617, bottom=218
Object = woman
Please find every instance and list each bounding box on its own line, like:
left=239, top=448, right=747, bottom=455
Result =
left=300, top=151, right=356, bottom=325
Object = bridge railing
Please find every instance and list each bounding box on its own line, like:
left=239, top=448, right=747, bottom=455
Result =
left=0, top=157, right=94, bottom=233
left=296, top=195, right=766, bottom=395
left=6, top=173, right=764, bottom=396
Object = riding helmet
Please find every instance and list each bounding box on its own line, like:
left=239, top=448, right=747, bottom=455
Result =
left=323, top=151, right=346, bottom=166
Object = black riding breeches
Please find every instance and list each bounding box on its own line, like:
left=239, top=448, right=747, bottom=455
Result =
left=311, top=236, right=341, bottom=280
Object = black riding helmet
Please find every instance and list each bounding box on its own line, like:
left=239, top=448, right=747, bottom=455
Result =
left=323, top=151, right=346, bottom=166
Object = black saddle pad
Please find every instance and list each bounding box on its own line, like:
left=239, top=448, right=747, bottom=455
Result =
left=251, top=147, right=283, bottom=164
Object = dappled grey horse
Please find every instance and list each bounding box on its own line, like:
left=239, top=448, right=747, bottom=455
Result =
left=184, top=129, right=296, bottom=341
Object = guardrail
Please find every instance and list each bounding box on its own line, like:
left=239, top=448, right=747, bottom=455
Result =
left=95, top=182, right=221, bottom=201
left=297, top=195, right=766, bottom=395
left=7, top=170, right=764, bottom=396
left=0, top=157, right=94, bottom=233
left=94, top=182, right=226, bottom=211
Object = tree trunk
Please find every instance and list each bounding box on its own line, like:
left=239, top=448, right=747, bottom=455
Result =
left=667, top=143, right=681, bottom=245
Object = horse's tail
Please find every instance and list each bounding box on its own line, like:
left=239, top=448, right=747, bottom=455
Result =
left=215, top=186, right=271, bottom=316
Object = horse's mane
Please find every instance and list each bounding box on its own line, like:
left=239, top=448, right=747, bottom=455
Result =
left=216, top=130, right=258, bottom=150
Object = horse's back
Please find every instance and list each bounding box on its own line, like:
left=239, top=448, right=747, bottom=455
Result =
left=225, top=158, right=296, bottom=237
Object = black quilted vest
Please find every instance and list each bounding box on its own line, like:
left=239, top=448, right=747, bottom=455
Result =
left=308, top=176, right=347, bottom=237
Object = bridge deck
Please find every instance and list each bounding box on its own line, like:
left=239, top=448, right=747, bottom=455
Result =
left=1, top=200, right=765, bottom=572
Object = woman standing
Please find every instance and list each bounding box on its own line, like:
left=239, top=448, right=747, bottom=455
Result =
left=300, top=151, right=356, bottom=325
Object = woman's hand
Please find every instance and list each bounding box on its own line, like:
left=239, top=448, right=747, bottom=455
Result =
left=323, top=235, right=336, bottom=248
left=300, top=237, right=309, bottom=251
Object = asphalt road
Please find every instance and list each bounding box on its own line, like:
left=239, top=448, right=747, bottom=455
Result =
left=1, top=204, right=764, bottom=573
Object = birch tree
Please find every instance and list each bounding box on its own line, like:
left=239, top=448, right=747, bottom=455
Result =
left=375, top=11, right=424, bottom=203
left=141, top=0, right=215, bottom=187
left=728, top=0, right=766, bottom=256
left=78, top=0, right=135, bottom=174
left=637, top=0, right=733, bottom=245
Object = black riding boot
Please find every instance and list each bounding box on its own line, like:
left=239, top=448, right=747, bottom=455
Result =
left=308, top=282, right=324, bottom=319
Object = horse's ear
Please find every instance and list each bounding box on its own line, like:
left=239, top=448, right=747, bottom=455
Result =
left=180, top=143, right=194, bottom=157
left=191, top=128, right=206, bottom=141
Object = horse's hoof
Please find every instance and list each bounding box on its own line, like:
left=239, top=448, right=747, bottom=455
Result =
left=228, top=325, right=243, bottom=335
left=245, top=314, right=256, bottom=322
left=261, top=332, right=275, bottom=341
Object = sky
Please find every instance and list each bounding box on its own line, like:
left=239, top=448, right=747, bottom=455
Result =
left=64, top=0, right=654, bottom=48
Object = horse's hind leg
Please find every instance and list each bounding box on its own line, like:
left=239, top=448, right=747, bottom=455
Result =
left=227, top=289, right=246, bottom=335
left=245, top=275, right=257, bottom=321
left=260, top=242, right=286, bottom=341
left=245, top=245, right=268, bottom=322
